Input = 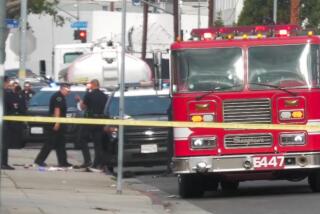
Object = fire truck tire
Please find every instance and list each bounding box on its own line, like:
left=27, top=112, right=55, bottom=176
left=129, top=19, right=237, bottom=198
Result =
left=220, top=180, right=239, bottom=192
left=204, top=174, right=219, bottom=191
left=178, top=174, right=204, bottom=198
left=308, top=171, right=320, bottom=192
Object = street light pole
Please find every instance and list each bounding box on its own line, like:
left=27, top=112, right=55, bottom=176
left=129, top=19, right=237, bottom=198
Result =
left=117, top=0, right=127, bottom=194
left=273, top=0, right=277, bottom=24
left=197, top=0, right=201, bottom=28
left=0, top=1, right=7, bottom=198
left=19, top=0, right=27, bottom=84
left=76, top=0, right=80, bottom=21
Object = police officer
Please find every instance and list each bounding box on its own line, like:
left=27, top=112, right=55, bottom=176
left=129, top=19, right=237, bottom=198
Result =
left=22, top=81, right=35, bottom=104
left=78, top=79, right=108, bottom=170
left=2, top=76, right=15, bottom=170
left=34, top=83, right=72, bottom=167
left=9, top=85, right=27, bottom=149
left=74, top=82, right=92, bottom=168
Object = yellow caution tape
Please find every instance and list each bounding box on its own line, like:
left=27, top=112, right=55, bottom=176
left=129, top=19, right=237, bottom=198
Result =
left=3, top=115, right=320, bottom=132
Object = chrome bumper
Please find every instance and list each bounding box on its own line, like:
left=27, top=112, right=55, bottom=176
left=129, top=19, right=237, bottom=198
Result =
left=172, top=152, right=320, bottom=174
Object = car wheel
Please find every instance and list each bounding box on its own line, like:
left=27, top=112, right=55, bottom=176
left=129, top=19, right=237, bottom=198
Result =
left=178, top=174, right=204, bottom=198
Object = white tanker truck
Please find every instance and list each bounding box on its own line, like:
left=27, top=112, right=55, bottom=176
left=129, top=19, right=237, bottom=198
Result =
left=54, top=41, right=153, bottom=88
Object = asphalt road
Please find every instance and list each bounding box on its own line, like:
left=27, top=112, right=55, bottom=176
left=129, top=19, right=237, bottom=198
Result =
left=132, top=170, right=320, bottom=214
left=24, top=144, right=320, bottom=214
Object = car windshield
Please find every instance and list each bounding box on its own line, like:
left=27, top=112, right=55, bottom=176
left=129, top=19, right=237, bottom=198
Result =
left=248, top=44, right=320, bottom=89
left=5, top=69, right=38, bottom=78
left=172, top=47, right=244, bottom=92
left=29, top=90, right=86, bottom=107
left=107, top=95, right=171, bottom=118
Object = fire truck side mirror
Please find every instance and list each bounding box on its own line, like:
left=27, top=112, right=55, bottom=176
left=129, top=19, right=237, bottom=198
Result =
left=153, top=51, right=163, bottom=90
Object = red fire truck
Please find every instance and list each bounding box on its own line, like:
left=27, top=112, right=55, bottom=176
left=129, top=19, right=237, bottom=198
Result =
left=170, top=25, right=320, bottom=198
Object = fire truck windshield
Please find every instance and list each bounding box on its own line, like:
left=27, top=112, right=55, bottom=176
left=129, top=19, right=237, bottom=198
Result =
left=172, top=47, right=244, bottom=92
left=172, top=44, right=320, bottom=93
left=248, top=44, right=318, bottom=89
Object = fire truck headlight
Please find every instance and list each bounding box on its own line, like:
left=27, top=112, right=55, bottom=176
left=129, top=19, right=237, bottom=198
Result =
left=191, top=137, right=217, bottom=149
left=280, top=133, right=306, bottom=146
left=191, top=114, right=215, bottom=122
left=280, top=111, right=291, bottom=120
left=280, top=110, right=304, bottom=121
left=203, top=114, right=215, bottom=122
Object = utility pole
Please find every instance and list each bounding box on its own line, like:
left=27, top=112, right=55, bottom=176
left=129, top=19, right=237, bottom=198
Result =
left=0, top=1, right=6, bottom=67
left=110, top=2, right=115, bottom=11
left=117, top=0, right=127, bottom=194
left=273, top=0, right=277, bottom=24
left=76, top=0, right=80, bottom=20
left=141, top=0, right=149, bottom=60
left=208, top=0, right=215, bottom=27
left=197, top=0, right=201, bottom=28
left=173, top=0, right=179, bottom=40
left=290, top=0, right=300, bottom=25
left=0, top=1, right=7, bottom=187
left=19, top=0, right=27, bottom=83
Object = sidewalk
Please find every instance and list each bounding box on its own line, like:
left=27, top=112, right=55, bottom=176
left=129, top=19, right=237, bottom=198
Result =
left=0, top=149, right=166, bottom=214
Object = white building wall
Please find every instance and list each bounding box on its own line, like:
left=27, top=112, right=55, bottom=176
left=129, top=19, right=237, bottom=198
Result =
left=215, top=0, right=244, bottom=26
left=5, top=12, right=92, bottom=75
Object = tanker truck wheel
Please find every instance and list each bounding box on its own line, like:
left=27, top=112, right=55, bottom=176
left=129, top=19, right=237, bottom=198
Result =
left=178, top=174, right=204, bottom=198
left=220, top=180, right=239, bottom=193
left=308, top=171, right=320, bottom=192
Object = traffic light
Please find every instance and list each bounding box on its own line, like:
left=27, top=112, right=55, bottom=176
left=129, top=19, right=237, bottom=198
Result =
left=73, top=30, right=87, bottom=43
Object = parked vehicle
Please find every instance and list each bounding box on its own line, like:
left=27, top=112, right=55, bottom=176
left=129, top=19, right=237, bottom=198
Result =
left=5, top=68, right=49, bottom=92
left=22, top=85, right=88, bottom=148
left=102, top=87, right=171, bottom=172
left=54, top=41, right=152, bottom=89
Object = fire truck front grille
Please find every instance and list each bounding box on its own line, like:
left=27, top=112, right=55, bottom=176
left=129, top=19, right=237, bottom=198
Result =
left=224, top=134, right=273, bottom=148
left=223, top=99, right=271, bottom=123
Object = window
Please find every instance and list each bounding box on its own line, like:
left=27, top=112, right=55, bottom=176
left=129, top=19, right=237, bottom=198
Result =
left=63, top=52, right=83, bottom=64
left=248, top=44, right=319, bottom=89
left=107, top=95, right=170, bottom=118
left=172, top=47, right=244, bottom=92
left=29, top=90, right=85, bottom=107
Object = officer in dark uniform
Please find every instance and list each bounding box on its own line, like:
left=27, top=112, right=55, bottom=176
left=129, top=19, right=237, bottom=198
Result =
left=8, top=85, right=27, bottom=149
left=22, top=81, right=35, bottom=104
left=79, top=79, right=108, bottom=170
left=74, top=82, right=92, bottom=168
left=34, top=83, right=72, bottom=167
left=2, top=76, right=15, bottom=170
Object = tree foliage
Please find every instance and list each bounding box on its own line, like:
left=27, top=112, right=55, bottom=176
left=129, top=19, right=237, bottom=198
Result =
left=300, top=0, right=320, bottom=29
left=238, top=0, right=320, bottom=30
left=237, top=0, right=290, bottom=26
left=7, top=0, right=64, bottom=26
left=214, top=11, right=224, bottom=27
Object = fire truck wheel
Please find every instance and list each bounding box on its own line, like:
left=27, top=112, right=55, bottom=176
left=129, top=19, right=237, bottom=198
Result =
left=308, top=171, right=320, bottom=192
left=220, top=180, right=239, bottom=193
left=204, top=174, right=219, bottom=191
left=178, top=174, right=204, bottom=198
